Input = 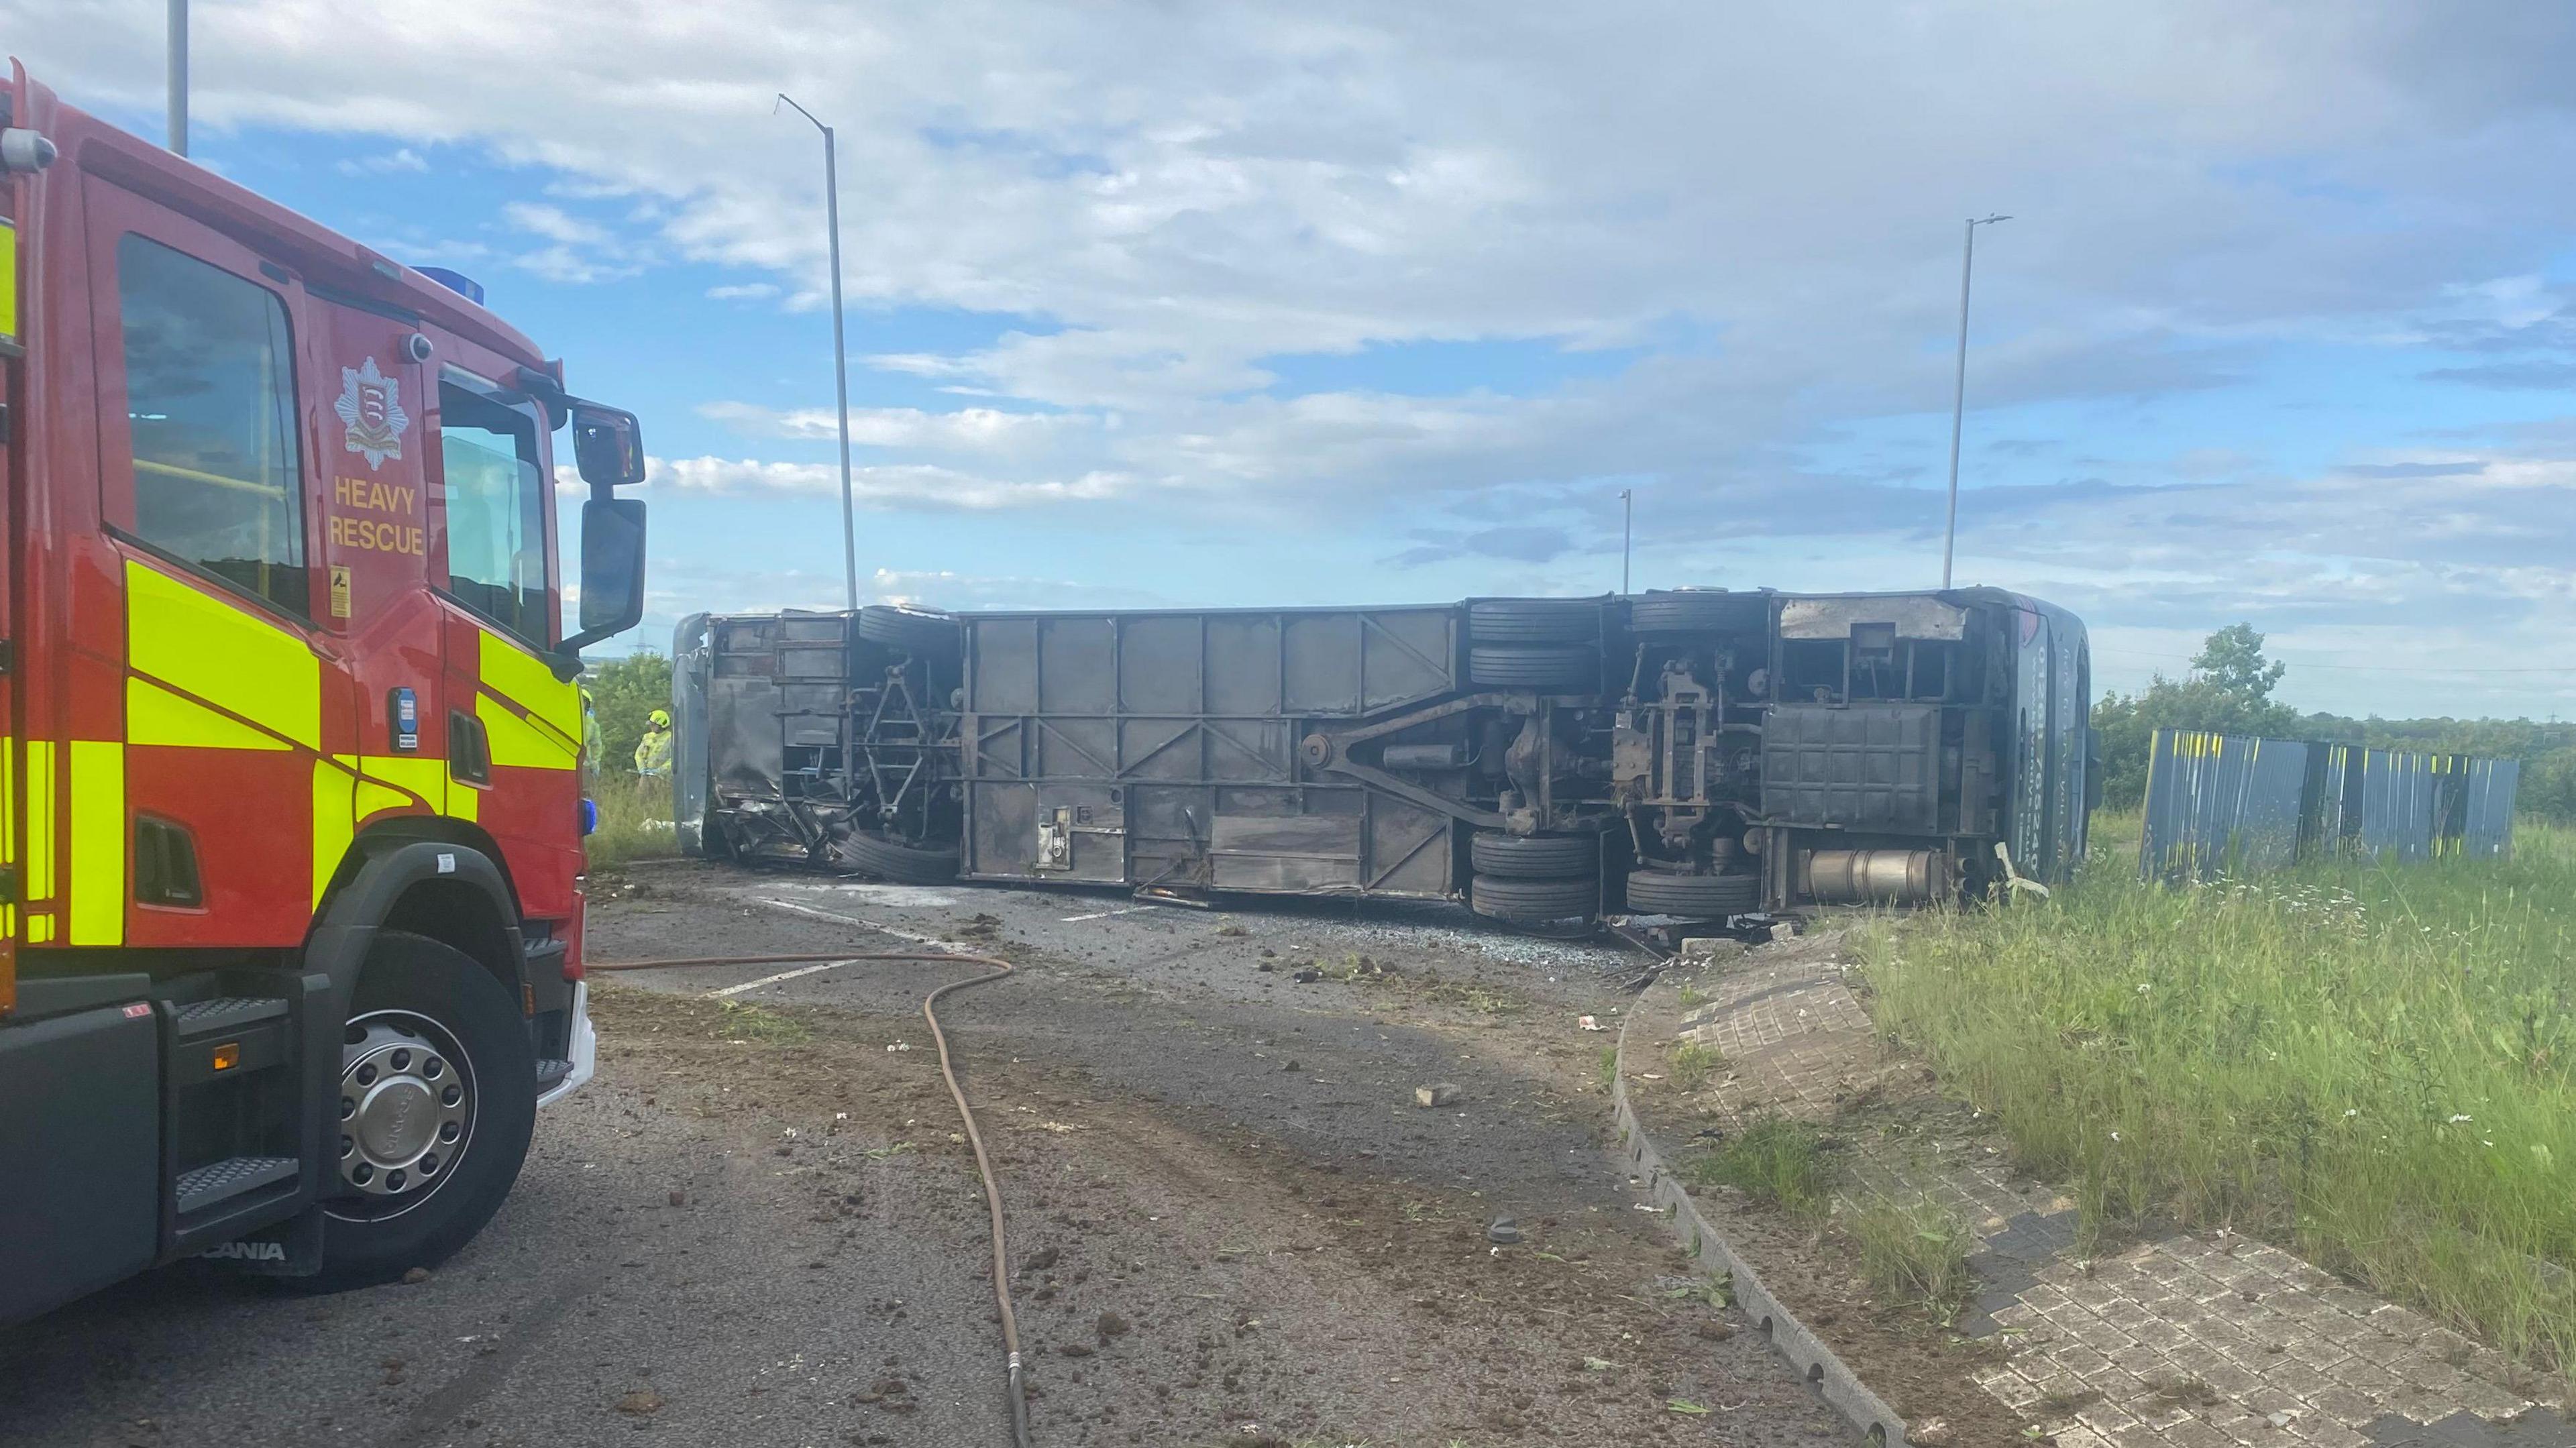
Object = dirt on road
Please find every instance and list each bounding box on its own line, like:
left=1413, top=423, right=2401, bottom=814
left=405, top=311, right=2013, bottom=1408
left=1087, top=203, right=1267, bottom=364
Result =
left=0, top=860, right=1856, bottom=1447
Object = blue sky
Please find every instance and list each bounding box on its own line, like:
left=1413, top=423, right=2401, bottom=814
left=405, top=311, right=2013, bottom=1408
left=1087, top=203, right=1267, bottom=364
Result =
left=20, top=3, right=2576, bottom=718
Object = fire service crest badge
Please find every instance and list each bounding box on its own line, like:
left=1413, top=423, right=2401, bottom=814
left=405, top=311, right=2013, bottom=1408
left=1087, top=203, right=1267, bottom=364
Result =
left=335, top=356, right=409, bottom=471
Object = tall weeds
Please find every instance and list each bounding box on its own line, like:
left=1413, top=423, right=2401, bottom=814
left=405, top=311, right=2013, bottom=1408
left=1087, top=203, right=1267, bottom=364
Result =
left=1858, top=826, right=2576, bottom=1368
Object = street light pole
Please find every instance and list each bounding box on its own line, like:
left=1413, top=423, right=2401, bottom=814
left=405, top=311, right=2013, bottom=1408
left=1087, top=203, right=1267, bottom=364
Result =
left=1941, top=213, right=2008, bottom=590
left=1619, top=488, right=1633, bottom=594
left=778, top=93, right=860, bottom=611
left=167, top=0, right=187, bottom=156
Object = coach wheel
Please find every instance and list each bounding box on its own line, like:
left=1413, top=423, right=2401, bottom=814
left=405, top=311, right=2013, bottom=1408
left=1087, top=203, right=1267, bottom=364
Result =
left=857, top=604, right=962, bottom=657
left=1466, top=645, right=1595, bottom=689
left=1469, top=873, right=1601, bottom=924
left=1469, top=831, right=1601, bottom=879
left=1623, top=868, right=1761, bottom=917
left=834, top=829, right=961, bottom=883
left=1468, top=598, right=1603, bottom=645
left=1627, top=589, right=1770, bottom=636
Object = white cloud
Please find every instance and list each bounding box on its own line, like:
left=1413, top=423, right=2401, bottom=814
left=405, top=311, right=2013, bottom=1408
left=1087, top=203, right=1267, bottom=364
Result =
left=336, top=146, right=429, bottom=175
left=23, top=2, right=2576, bottom=707
left=698, top=400, right=1090, bottom=457
left=643, top=454, right=1141, bottom=510
left=500, top=200, right=637, bottom=283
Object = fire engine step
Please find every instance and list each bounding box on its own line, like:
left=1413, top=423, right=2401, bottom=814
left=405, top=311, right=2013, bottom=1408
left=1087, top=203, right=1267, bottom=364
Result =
left=534, top=1058, right=574, bottom=1091
left=174, top=1156, right=299, bottom=1215
left=170, top=997, right=290, bottom=1041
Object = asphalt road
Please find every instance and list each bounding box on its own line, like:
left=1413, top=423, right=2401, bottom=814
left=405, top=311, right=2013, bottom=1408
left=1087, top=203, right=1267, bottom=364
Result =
left=0, top=860, right=1848, bottom=1447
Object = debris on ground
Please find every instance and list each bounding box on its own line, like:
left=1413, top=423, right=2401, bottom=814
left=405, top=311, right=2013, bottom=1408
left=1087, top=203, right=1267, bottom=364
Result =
left=1678, top=936, right=1747, bottom=963
left=1487, top=1217, right=1523, bottom=1245
left=1577, top=1015, right=1603, bottom=1032
left=400, top=1267, right=432, bottom=1285
left=614, top=1388, right=664, bottom=1416
left=1415, top=1082, right=1462, bottom=1108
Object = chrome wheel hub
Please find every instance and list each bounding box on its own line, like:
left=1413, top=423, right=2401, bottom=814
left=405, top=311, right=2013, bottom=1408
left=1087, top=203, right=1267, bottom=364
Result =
left=337, top=1012, right=473, bottom=1207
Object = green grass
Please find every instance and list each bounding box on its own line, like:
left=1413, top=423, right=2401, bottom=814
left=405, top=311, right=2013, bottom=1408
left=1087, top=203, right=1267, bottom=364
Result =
left=1668, top=1040, right=1725, bottom=1091
left=1684, top=1114, right=1831, bottom=1219
left=1851, top=1194, right=1976, bottom=1319
left=1857, top=824, right=2576, bottom=1370
left=710, top=999, right=810, bottom=1044
left=585, top=773, right=679, bottom=871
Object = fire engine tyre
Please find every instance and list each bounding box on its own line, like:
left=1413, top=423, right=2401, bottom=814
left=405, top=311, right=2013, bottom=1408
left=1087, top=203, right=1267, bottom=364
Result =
left=1469, top=873, right=1601, bottom=923
left=1627, top=590, right=1770, bottom=636
left=835, top=830, right=961, bottom=883
left=1469, top=831, right=1601, bottom=879
left=1623, top=868, right=1762, bottom=917
left=1468, top=598, right=1602, bottom=645
left=857, top=604, right=962, bottom=656
left=313, top=932, right=536, bottom=1289
left=1466, top=645, right=1595, bottom=689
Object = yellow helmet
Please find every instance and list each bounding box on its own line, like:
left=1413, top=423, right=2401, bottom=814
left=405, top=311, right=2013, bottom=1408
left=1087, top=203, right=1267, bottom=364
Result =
left=648, top=708, right=672, bottom=729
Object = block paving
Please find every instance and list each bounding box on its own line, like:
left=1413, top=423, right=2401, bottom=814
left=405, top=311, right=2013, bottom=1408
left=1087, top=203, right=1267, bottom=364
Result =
left=1670, top=948, right=2567, bottom=1447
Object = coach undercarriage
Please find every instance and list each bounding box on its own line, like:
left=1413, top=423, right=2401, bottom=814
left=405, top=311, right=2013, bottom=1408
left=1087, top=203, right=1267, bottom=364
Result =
left=676, top=588, right=2092, bottom=927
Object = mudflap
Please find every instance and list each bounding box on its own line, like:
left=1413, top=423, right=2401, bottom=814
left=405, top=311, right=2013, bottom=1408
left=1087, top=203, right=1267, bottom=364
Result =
left=195, top=1203, right=325, bottom=1278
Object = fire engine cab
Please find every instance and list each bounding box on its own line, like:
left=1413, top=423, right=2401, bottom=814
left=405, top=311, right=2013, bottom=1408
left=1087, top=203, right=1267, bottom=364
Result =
left=0, top=63, right=648, bottom=1323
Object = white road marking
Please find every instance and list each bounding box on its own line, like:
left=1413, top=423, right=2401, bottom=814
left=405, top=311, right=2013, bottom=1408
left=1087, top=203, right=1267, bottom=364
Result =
left=761, top=896, right=944, bottom=946
left=1060, top=905, right=1155, bottom=922
left=704, top=959, right=857, bottom=999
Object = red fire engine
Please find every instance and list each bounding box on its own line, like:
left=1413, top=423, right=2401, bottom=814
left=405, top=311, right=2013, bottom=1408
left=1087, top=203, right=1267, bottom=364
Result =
left=0, top=62, right=648, bottom=1323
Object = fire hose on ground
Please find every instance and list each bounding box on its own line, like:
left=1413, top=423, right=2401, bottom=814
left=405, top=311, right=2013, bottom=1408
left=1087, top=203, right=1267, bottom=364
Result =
left=586, top=948, right=1033, bottom=1448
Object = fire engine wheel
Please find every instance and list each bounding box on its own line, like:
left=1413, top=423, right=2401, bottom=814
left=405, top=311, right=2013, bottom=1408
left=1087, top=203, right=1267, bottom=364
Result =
left=1468, top=830, right=1600, bottom=879
left=1466, top=645, right=1595, bottom=689
left=835, top=830, right=961, bottom=883
left=314, top=932, right=536, bottom=1289
left=1467, top=598, right=1603, bottom=645
left=1623, top=868, right=1761, bottom=917
left=857, top=604, right=962, bottom=656
left=1468, top=873, right=1600, bottom=924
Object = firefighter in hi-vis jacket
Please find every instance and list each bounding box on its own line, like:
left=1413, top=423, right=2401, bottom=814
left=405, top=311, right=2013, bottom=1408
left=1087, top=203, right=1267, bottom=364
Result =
left=634, top=709, right=674, bottom=778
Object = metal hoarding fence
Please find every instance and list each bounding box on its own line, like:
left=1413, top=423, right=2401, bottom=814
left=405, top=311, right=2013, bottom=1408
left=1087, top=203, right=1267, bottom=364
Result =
left=2140, top=728, right=2518, bottom=883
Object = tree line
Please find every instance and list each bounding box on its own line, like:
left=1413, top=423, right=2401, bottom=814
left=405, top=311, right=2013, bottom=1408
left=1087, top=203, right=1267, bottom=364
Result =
left=2090, top=623, right=2576, bottom=818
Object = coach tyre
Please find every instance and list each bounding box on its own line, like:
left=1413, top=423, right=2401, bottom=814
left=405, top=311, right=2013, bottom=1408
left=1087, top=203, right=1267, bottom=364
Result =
left=1469, top=830, right=1601, bottom=879
left=1469, top=873, right=1601, bottom=923
left=835, top=829, right=962, bottom=883
left=1623, top=868, right=1761, bottom=917
left=1466, top=598, right=1603, bottom=645
left=857, top=603, right=963, bottom=656
left=315, top=931, right=537, bottom=1288
left=1626, top=589, right=1770, bottom=636
left=1466, top=645, right=1597, bottom=689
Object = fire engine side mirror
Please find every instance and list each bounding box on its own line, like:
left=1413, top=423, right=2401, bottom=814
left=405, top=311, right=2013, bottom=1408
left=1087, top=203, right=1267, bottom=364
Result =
left=569, top=402, right=647, bottom=488
left=554, top=498, right=648, bottom=677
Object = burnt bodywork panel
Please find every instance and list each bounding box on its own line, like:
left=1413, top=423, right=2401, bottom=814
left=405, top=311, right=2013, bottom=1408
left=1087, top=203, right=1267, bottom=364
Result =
left=672, top=588, right=2092, bottom=920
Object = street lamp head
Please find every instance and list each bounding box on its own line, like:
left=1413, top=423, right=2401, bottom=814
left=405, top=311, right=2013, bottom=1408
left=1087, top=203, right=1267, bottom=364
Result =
left=1972, top=213, right=2012, bottom=227
left=777, top=91, right=830, bottom=135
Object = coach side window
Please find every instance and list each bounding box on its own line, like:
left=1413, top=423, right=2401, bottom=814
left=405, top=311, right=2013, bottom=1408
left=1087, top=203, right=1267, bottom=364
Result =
left=115, top=235, right=309, bottom=615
